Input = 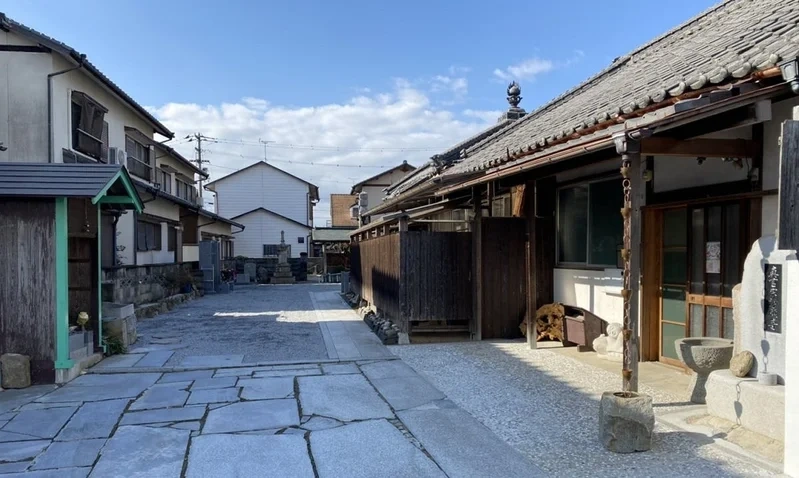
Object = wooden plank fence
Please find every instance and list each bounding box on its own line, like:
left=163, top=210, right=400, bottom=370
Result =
left=350, top=234, right=401, bottom=322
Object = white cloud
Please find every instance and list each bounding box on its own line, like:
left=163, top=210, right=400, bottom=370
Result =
left=149, top=81, right=495, bottom=225
left=462, top=109, right=502, bottom=124
left=430, top=75, right=468, bottom=97
left=448, top=65, right=471, bottom=76
left=493, top=58, right=554, bottom=82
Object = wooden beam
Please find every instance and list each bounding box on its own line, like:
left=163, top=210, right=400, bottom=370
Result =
left=779, top=118, right=799, bottom=251
left=641, top=137, right=757, bottom=158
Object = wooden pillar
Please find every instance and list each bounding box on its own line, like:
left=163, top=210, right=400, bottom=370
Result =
left=614, top=131, right=644, bottom=393
left=96, top=206, right=104, bottom=353
left=472, top=186, right=484, bottom=340
left=779, top=117, right=799, bottom=251
left=54, top=198, right=73, bottom=369
left=398, top=216, right=408, bottom=232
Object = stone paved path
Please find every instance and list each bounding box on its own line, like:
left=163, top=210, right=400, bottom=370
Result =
left=0, top=284, right=542, bottom=477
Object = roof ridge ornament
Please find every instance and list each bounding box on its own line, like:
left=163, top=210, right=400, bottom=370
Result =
left=507, top=81, right=522, bottom=108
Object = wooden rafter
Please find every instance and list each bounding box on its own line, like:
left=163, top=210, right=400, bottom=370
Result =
left=641, top=137, right=756, bottom=158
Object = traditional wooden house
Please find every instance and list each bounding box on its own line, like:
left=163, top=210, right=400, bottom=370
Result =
left=0, top=163, right=143, bottom=384
left=351, top=0, right=799, bottom=357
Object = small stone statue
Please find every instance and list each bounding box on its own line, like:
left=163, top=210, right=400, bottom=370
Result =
left=592, top=323, right=624, bottom=362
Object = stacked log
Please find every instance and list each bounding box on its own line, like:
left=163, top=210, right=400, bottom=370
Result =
left=519, top=303, right=565, bottom=342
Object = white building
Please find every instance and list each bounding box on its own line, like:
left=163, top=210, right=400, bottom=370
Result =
left=205, top=161, right=319, bottom=258
left=351, top=160, right=415, bottom=224
left=0, top=13, right=242, bottom=267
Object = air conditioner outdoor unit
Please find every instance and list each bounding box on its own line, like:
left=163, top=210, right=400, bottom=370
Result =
left=108, top=147, right=126, bottom=165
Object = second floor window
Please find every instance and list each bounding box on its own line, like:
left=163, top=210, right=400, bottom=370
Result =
left=126, top=136, right=151, bottom=180
left=156, top=169, right=172, bottom=194
left=71, top=91, right=108, bottom=161
left=175, top=179, right=197, bottom=204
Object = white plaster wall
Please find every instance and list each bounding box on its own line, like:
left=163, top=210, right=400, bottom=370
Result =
left=212, top=162, right=311, bottom=224
left=762, top=195, right=779, bottom=237
left=553, top=268, right=624, bottom=325
left=142, top=197, right=180, bottom=222
left=0, top=30, right=52, bottom=163
left=50, top=55, right=157, bottom=163
left=232, top=209, right=309, bottom=258
left=115, top=212, right=135, bottom=266
left=785, top=253, right=799, bottom=475
left=199, top=220, right=233, bottom=238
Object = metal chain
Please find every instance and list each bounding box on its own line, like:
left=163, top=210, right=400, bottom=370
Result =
left=620, top=157, right=633, bottom=393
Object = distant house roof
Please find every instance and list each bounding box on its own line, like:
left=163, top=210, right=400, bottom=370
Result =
left=131, top=178, right=244, bottom=229
left=204, top=161, right=319, bottom=201
left=350, top=161, right=416, bottom=194
left=230, top=207, right=311, bottom=229
left=0, top=13, right=173, bottom=139
left=0, top=162, right=143, bottom=211
left=445, top=0, right=799, bottom=176
left=311, top=228, right=353, bottom=243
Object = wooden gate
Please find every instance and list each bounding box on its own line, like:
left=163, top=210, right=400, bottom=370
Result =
left=475, top=217, right=528, bottom=339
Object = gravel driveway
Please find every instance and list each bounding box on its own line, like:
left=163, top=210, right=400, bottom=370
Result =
left=136, top=284, right=330, bottom=365
left=391, top=341, right=777, bottom=478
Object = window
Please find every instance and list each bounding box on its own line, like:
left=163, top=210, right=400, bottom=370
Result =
left=222, top=239, right=234, bottom=259
left=175, top=179, right=198, bottom=204
left=156, top=169, right=172, bottom=194
left=136, top=220, right=162, bottom=251
left=557, top=178, right=624, bottom=267
left=71, top=92, right=108, bottom=160
left=168, top=226, right=177, bottom=252
left=263, top=244, right=279, bottom=257
left=297, top=236, right=305, bottom=244
left=126, top=136, right=151, bottom=180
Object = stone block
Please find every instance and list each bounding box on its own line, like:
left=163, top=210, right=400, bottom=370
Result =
left=102, top=302, right=134, bottom=320
left=598, top=391, right=654, bottom=453
left=706, top=369, right=784, bottom=441
left=730, top=351, right=755, bottom=377
left=0, top=353, right=31, bottom=389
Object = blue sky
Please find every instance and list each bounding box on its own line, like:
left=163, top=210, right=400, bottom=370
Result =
left=2, top=0, right=720, bottom=220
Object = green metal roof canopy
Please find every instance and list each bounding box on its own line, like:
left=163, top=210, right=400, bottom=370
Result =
left=0, top=163, right=143, bottom=212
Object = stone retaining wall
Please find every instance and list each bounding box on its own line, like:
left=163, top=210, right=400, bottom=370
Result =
left=102, top=263, right=196, bottom=306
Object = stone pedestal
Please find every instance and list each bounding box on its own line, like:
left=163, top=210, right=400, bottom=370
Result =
left=272, top=263, right=296, bottom=284
left=0, top=353, right=31, bottom=389
left=598, top=392, right=654, bottom=453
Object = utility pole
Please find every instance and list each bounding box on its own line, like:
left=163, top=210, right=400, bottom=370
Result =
left=193, top=133, right=207, bottom=199
left=259, top=139, right=273, bottom=162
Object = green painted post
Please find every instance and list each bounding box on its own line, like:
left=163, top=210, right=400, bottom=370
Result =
left=54, top=198, right=73, bottom=369
left=97, top=206, right=105, bottom=353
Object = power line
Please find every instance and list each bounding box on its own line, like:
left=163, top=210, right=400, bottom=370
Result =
left=200, top=135, right=445, bottom=153
left=203, top=161, right=355, bottom=185
left=203, top=149, right=392, bottom=169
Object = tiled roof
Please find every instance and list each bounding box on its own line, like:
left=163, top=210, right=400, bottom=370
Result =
left=0, top=163, right=140, bottom=202
left=311, top=228, right=353, bottom=242
left=0, top=13, right=173, bottom=139
left=350, top=161, right=416, bottom=194
left=385, top=119, right=515, bottom=199
left=447, top=0, right=799, bottom=175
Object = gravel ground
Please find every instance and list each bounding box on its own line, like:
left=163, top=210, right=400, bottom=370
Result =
left=390, top=341, right=776, bottom=478
left=136, top=284, right=330, bottom=365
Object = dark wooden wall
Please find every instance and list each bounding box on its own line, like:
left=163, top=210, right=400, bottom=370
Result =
left=399, top=231, right=472, bottom=329
left=0, top=199, right=56, bottom=380
left=350, top=234, right=401, bottom=322
left=478, top=217, right=528, bottom=339
left=527, top=178, right=556, bottom=311
left=779, top=120, right=798, bottom=251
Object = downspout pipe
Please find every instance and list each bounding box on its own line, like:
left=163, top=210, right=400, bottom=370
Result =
left=48, top=53, right=86, bottom=163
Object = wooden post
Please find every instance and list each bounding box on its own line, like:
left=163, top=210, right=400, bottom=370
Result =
left=472, top=186, right=483, bottom=341
left=778, top=116, right=799, bottom=251
left=614, top=132, right=643, bottom=393
left=398, top=216, right=409, bottom=232
left=54, top=197, right=73, bottom=369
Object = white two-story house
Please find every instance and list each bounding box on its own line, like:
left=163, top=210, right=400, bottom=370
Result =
left=205, top=161, right=319, bottom=258
left=0, top=13, right=242, bottom=268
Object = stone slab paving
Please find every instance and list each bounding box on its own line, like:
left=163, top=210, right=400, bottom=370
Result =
left=89, top=426, right=190, bottom=478
left=35, top=373, right=160, bottom=403
left=190, top=377, right=237, bottom=390
left=298, top=374, right=393, bottom=422
left=157, top=370, right=214, bottom=383
left=311, top=419, right=445, bottom=478
left=238, top=377, right=294, bottom=400
left=180, top=354, right=244, bottom=367
left=186, top=434, right=314, bottom=478
left=202, top=399, right=299, bottom=434
left=361, top=360, right=445, bottom=410
left=186, top=387, right=240, bottom=405
left=2, top=407, right=77, bottom=439
left=29, top=439, right=105, bottom=470
left=55, top=399, right=128, bottom=441
left=132, top=350, right=174, bottom=368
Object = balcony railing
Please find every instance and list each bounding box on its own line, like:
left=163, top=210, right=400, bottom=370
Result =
left=127, top=156, right=152, bottom=181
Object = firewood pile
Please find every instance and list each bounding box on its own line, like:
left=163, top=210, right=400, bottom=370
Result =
left=519, top=303, right=565, bottom=342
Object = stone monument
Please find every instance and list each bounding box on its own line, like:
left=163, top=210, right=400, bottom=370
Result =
left=271, top=231, right=296, bottom=284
